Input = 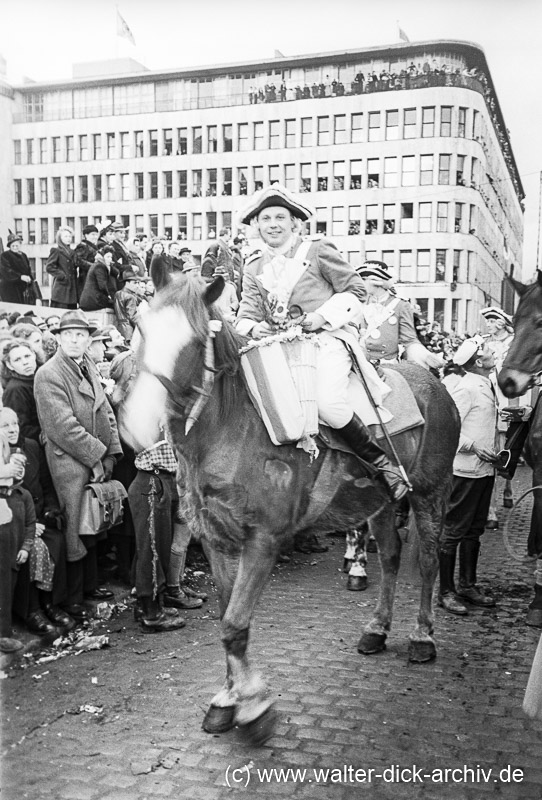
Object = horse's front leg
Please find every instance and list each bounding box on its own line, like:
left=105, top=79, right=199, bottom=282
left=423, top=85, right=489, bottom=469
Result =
left=406, top=495, right=441, bottom=662
left=358, top=504, right=399, bottom=654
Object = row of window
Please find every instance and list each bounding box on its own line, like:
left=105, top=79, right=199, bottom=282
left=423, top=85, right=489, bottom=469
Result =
left=13, top=154, right=479, bottom=205
left=13, top=105, right=479, bottom=165
left=362, top=247, right=475, bottom=285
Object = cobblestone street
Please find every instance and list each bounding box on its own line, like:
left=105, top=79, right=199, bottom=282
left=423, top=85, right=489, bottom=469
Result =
left=2, top=465, right=542, bottom=800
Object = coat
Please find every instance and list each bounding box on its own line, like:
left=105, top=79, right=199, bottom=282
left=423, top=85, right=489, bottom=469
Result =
left=34, top=347, right=122, bottom=561
left=73, top=239, right=99, bottom=298
left=0, top=250, right=33, bottom=303
left=2, top=373, right=41, bottom=442
left=201, top=239, right=234, bottom=280
left=79, top=258, right=118, bottom=311
left=46, top=244, right=78, bottom=306
left=114, top=285, right=143, bottom=342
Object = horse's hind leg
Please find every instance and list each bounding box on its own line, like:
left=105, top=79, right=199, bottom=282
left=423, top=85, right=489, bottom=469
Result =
left=358, top=504, right=398, bottom=654
left=406, top=494, right=441, bottom=662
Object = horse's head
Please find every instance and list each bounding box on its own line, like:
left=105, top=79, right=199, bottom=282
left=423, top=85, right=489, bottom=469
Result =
left=499, top=273, right=542, bottom=397
left=119, top=273, right=226, bottom=451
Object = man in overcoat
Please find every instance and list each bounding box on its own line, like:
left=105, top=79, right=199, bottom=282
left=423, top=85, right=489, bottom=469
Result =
left=34, top=310, right=123, bottom=620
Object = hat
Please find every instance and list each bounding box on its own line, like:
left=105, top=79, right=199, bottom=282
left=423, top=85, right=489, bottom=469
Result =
left=90, top=328, right=110, bottom=342
left=50, top=310, right=97, bottom=335
left=357, top=261, right=394, bottom=282
left=239, top=184, right=314, bottom=225
left=180, top=247, right=192, bottom=255
left=83, top=224, right=98, bottom=236
left=7, top=233, right=22, bottom=247
left=182, top=262, right=199, bottom=273
left=452, top=336, right=485, bottom=366
left=122, top=270, right=144, bottom=282
left=110, top=222, right=126, bottom=231
left=212, top=266, right=228, bottom=278
left=480, top=306, right=512, bottom=326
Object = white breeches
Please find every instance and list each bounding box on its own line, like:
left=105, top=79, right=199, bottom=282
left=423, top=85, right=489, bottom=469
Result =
left=315, top=332, right=355, bottom=428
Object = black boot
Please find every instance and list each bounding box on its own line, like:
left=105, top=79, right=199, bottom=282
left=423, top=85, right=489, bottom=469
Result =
left=139, top=595, right=186, bottom=633
left=457, top=541, right=495, bottom=607
left=438, top=549, right=468, bottom=615
left=338, top=414, right=410, bottom=502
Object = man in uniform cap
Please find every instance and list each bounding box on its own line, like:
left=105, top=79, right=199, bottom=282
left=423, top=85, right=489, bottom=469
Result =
left=235, top=184, right=409, bottom=503
left=439, top=337, right=498, bottom=615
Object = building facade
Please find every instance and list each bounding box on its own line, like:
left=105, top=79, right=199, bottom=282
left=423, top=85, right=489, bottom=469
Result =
left=7, top=40, right=523, bottom=333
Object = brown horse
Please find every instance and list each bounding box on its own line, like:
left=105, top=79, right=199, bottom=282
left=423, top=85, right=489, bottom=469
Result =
left=120, top=274, right=460, bottom=744
left=498, top=273, right=542, bottom=627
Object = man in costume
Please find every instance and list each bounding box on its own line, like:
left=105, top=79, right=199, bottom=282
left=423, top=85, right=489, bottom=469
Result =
left=235, top=184, right=409, bottom=502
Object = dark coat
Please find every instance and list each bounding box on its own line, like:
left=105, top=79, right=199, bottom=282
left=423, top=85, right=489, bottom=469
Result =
left=0, top=250, right=32, bottom=303
left=34, top=347, right=122, bottom=561
left=201, top=239, right=234, bottom=280
left=114, top=285, right=143, bottom=342
left=46, top=244, right=78, bottom=306
left=73, top=239, right=99, bottom=298
left=79, top=258, right=118, bottom=311
left=2, top=373, right=40, bottom=442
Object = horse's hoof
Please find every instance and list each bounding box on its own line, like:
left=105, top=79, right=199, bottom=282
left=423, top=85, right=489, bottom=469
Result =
left=526, top=607, right=542, bottom=628
left=202, top=704, right=236, bottom=733
left=238, top=706, right=277, bottom=747
left=357, top=632, right=387, bottom=654
left=347, top=574, right=367, bottom=592
left=343, top=558, right=353, bottom=573
left=408, top=640, right=437, bottom=663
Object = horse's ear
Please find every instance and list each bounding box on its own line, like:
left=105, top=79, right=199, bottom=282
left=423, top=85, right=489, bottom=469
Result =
left=149, top=256, right=172, bottom=292
left=508, top=275, right=531, bottom=297
left=203, top=277, right=225, bottom=306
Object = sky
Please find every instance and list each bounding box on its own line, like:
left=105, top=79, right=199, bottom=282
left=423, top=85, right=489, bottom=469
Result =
left=2, top=0, right=541, bottom=277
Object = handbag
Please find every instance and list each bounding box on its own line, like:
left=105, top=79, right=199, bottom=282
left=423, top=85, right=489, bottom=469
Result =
left=79, top=479, right=128, bottom=537
left=22, top=279, right=42, bottom=306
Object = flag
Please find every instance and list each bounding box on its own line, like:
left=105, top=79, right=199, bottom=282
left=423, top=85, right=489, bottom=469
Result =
left=398, top=24, right=410, bottom=43
left=117, top=10, right=136, bottom=46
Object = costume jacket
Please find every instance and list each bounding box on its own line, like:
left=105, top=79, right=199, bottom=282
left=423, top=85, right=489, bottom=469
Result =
left=0, top=250, right=33, bottom=303
left=361, top=295, right=418, bottom=362
left=46, top=245, right=78, bottom=306
left=73, top=239, right=98, bottom=298
left=447, top=371, right=497, bottom=479
left=34, top=347, right=122, bottom=561
left=79, top=257, right=118, bottom=311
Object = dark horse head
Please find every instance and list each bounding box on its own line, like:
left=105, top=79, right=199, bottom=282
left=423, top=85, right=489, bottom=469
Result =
left=499, top=272, right=542, bottom=398
left=120, top=268, right=243, bottom=451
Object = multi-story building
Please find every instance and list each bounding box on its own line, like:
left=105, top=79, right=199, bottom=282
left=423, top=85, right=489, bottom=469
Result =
left=5, top=39, right=523, bottom=333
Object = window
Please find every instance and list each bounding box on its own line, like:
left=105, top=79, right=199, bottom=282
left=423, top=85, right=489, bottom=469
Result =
left=163, top=171, right=173, bottom=198
left=39, top=178, right=48, bottom=204
left=269, top=165, right=280, bottom=185
left=269, top=120, right=280, bottom=149
left=149, top=214, right=158, bottom=237
left=134, top=215, right=144, bottom=234
left=207, top=126, right=217, bottom=153
left=27, top=219, right=36, bottom=245
left=120, top=173, right=130, bottom=201
left=419, top=203, right=432, bottom=232
left=223, top=124, right=232, bottom=152
left=27, top=179, right=35, bottom=204
left=316, top=208, right=327, bottom=236
left=401, top=155, right=415, bottom=187
left=53, top=177, right=61, bottom=203
left=456, top=155, right=466, bottom=186
left=26, top=139, right=34, bottom=165
left=79, top=135, right=88, bottom=161
left=106, top=132, right=115, bottom=159
left=348, top=206, right=361, bottom=235
left=222, top=168, right=232, bottom=196
left=40, top=218, right=48, bottom=245
left=472, top=109, right=479, bottom=139
left=331, top=207, right=344, bottom=237
left=252, top=122, right=264, bottom=150
left=178, top=170, right=187, bottom=198
left=301, top=117, right=313, bottom=147
left=149, top=172, right=158, bottom=199
left=350, top=160, right=362, bottom=189
left=14, top=179, right=22, bottom=204
left=471, top=157, right=480, bottom=188
left=438, top=154, right=451, bottom=185
left=467, top=251, right=474, bottom=283
left=368, top=112, right=381, bottom=142
left=162, top=129, right=172, bottom=156
left=317, top=116, right=330, bottom=146
left=365, top=205, right=378, bottom=235
left=135, top=173, right=144, bottom=199
left=238, top=123, right=249, bottom=151
left=149, top=130, right=158, bottom=157
left=178, top=213, right=188, bottom=239
left=206, top=212, right=217, bottom=239
left=300, top=163, right=312, bottom=193
left=437, top=202, right=448, bottom=232
left=417, top=250, right=431, bottom=282
left=333, top=161, right=345, bottom=190
left=333, top=115, right=346, bottom=145
left=52, top=137, right=61, bottom=163
left=284, top=164, right=295, bottom=191
left=452, top=250, right=461, bottom=283
left=420, top=155, right=433, bottom=185
left=79, top=175, right=88, bottom=203
left=221, top=211, right=232, bottom=231
left=253, top=166, right=264, bottom=191
left=383, top=157, right=398, bottom=188
left=458, top=107, right=466, bottom=138
left=163, top=214, right=173, bottom=240
left=120, top=132, right=130, bottom=158
left=317, top=162, right=328, bottom=191
left=39, top=138, right=47, bottom=163
left=383, top=204, right=395, bottom=234
left=134, top=130, right=144, bottom=157
left=92, top=134, right=102, bottom=160
left=400, top=203, right=414, bottom=233
left=66, top=136, right=74, bottom=162
left=192, top=127, right=202, bottom=154
left=382, top=251, right=395, bottom=269
left=177, top=127, right=188, bottom=155
left=192, top=170, right=202, bottom=197
left=106, top=174, right=116, bottom=201
left=454, top=203, right=463, bottom=233
left=238, top=167, right=248, bottom=195
left=192, top=213, right=202, bottom=240
left=399, top=250, right=414, bottom=282
left=367, top=158, right=379, bottom=188
left=14, top=219, right=23, bottom=237
left=14, top=140, right=21, bottom=165
left=441, top=106, right=452, bottom=137
left=351, top=113, right=363, bottom=143
left=421, top=107, right=435, bottom=137
left=207, top=169, right=217, bottom=196
left=93, top=175, right=102, bottom=202
left=385, top=110, right=399, bottom=140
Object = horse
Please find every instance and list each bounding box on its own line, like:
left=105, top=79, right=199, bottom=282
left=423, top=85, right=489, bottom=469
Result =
left=120, top=274, right=460, bottom=744
left=497, top=272, right=542, bottom=627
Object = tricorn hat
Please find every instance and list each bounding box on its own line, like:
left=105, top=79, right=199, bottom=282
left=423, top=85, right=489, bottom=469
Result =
left=50, top=310, right=97, bottom=335
left=480, top=306, right=512, bottom=326
left=356, top=260, right=394, bottom=282
left=239, top=184, right=314, bottom=225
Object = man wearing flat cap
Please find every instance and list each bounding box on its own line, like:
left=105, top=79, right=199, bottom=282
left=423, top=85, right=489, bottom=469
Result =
left=34, top=310, right=122, bottom=620
left=235, top=184, right=409, bottom=502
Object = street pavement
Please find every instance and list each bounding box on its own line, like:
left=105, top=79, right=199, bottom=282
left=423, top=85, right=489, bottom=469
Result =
left=2, top=464, right=542, bottom=800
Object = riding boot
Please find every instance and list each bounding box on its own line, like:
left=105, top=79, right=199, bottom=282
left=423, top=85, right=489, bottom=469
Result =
left=338, top=414, right=410, bottom=503
left=457, top=541, right=495, bottom=607
left=438, top=548, right=468, bottom=615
